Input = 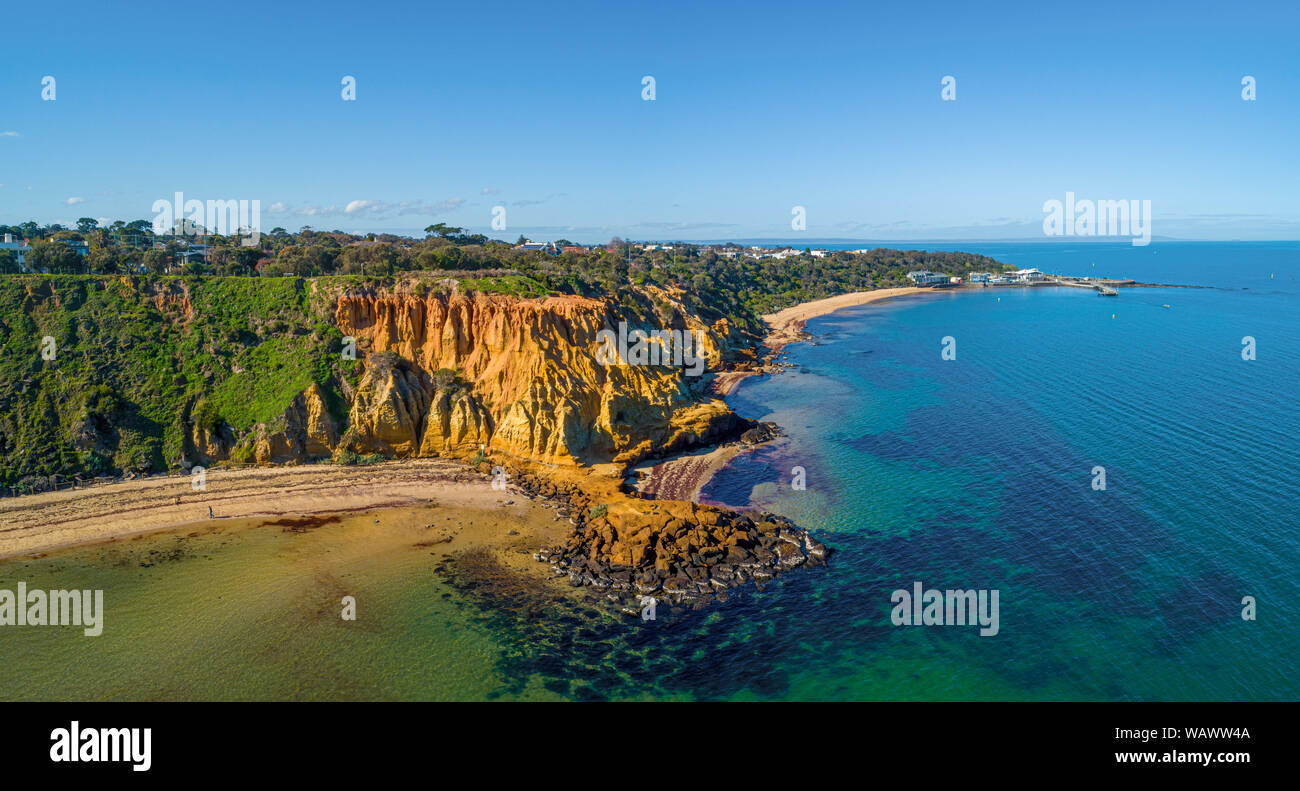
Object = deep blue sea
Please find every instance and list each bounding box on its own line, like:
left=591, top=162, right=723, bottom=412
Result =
left=699, top=241, right=1299, bottom=699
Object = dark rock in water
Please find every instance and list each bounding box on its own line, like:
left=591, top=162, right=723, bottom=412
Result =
left=775, top=543, right=805, bottom=568
left=510, top=463, right=829, bottom=612
left=739, top=421, right=781, bottom=446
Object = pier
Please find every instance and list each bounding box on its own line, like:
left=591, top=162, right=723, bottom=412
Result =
left=1051, top=278, right=1119, bottom=296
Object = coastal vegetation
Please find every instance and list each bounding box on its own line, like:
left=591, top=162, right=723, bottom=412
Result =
left=0, top=219, right=1005, bottom=491
left=1, top=220, right=1003, bottom=334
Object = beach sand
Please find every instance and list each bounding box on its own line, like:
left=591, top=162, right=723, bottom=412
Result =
left=628, top=444, right=744, bottom=502
left=761, top=286, right=928, bottom=354
left=0, top=459, right=544, bottom=560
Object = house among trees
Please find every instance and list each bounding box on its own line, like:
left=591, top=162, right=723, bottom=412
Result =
left=0, top=234, right=33, bottom=271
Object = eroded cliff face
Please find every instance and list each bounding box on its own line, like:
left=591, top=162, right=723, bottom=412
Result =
left=332, top=290, right=746, bottom=466
left=188, top=287, right=749, bottom=470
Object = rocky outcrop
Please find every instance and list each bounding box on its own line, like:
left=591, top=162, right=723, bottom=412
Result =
left=181, top=287, right=749, bottom=469
left=342, top=354, right=431, bottom=456
left=506, top=470, right=830, bottom=608
left=419, top=388, right=492, bottom=456
left=189, top=419, right=237, bottom=464
left=333, top=289, right=742, bottom=466
left=187, top=383, right=338, bottom=465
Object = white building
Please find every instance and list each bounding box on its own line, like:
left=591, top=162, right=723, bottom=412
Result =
left=1, top=234, right=33, bottom=270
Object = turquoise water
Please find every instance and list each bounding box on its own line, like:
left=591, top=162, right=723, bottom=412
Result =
left=700, top=241, right=1300, bottom=699
left=2, top=242, right=1295, bottom=700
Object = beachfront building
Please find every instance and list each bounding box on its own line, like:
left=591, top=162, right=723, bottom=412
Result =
left=1011, top=267, right=1046, bottom=283
left=906, top=270, right=951, bottom=286
left=968, top=272, right=992, bottom=284
left=0, top=234, right=32, bottom=270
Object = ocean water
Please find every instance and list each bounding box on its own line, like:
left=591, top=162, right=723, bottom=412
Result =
left=1, top=241, right=1295, bottom=701
left=700, top=241, right=1300, bottom=699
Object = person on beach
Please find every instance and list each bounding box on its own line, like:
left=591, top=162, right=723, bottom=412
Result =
left=208, top=505, right=214, bottom=519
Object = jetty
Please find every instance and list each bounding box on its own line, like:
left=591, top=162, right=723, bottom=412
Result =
left=1050, top=278, right=1118, bottom=296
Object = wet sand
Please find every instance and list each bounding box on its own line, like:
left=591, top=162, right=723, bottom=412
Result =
left=0, top=459, right=536, bottom=560
left=629, top=444, right=744, bottom=502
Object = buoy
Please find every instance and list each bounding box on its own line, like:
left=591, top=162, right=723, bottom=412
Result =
left=1112, top=314, right=1115, bottom=319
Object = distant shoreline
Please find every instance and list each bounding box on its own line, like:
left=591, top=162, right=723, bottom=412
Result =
left=676, top=277, right=1199, bottom=503
left=708, top=286, right=930, bottom=398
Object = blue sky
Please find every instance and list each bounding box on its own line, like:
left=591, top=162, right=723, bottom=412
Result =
left=2, top=0, right=1298, bottom=242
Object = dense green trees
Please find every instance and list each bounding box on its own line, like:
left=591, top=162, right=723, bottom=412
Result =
left=1, top=216, right=1004, bottom=339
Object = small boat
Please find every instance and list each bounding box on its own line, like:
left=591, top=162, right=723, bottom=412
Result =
left=1162, top=304, right=1171, bottom=309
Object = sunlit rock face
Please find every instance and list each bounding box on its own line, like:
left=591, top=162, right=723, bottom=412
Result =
left=332, top=290, right=744, bottom=466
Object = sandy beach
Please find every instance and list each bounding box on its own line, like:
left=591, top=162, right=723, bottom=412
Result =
left=0, top=459, right=539, bottom=560
left=761, top=287, right=928, bottom=354
left=628, top=444, right=745, bottom=502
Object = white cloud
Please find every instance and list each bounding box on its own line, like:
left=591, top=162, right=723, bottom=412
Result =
left=66, top=197, right=86, bottom=205
left=344, top=199, right=379, bottom=214
left=268, top=201, right=288, bottom=213
left=0, top=131, right=19, bottom=138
